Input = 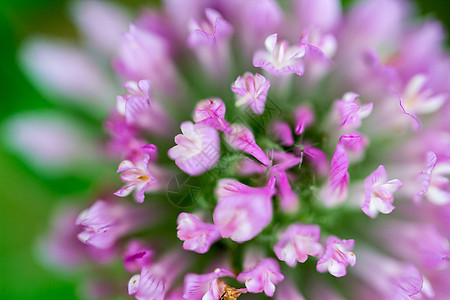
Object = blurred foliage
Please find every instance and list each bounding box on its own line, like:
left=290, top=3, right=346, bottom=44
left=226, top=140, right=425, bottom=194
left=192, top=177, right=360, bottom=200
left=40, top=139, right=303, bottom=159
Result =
left=0, top=0, right=448, bottom=299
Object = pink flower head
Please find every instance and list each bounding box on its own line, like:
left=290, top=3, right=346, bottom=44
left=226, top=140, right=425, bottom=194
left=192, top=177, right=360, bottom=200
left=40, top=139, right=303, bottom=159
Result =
left=176, top=212, right=220, bottom=254
left=187, top=8, right=233, bottom=48
left=294, top=106, right=314, bottom=135
left=231, top=72, right=271, bottom=115
left=237, top=258, right=284, bottom=297
left=270, top=121, right=294, bottom=146
left=128, top=251, right=188, bottom=300
left=123, top=240, right=153, bottom=273
left=114, top=145, right=158, bottom=203
left=317, top=236, right=356, bottom=277
left=274, top=223, right=323, bottom=267
left=334, top=92, right=373, bottom=129
left=415, top=152, right=450, bottom=205
left=168, top=121, right=220, bottom=176
left=183, top=268, right=236, bottom=300
left=320, top=140, right=350, bottom=206
left=253, top=34, right=306, bottom=76
left=398, top=74, right=447, bottom=131
left=269, top=166, right=299, bottom=213
left=76, top=200, right=143, bottom=249
left=213, top=177, right=276, bottom=242
left=225, top=124, right=271, bottom=166
left=361, top=165, right=403, bottom=218
left=114, top=24, right=177, bottom=93
left=192, top=98, right=231, bottom=133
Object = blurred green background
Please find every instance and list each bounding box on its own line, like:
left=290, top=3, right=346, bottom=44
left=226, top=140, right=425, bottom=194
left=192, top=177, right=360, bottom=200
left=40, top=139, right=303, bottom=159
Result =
left=0, top=0, right=449, bottom=299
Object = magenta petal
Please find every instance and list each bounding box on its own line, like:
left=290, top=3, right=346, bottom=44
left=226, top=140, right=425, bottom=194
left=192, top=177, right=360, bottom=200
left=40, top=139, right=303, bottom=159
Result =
left=320, top=140, right=349, bottom=206
left=271, top=121, right=294, bottom=146
left=269, top=166, right=299, bottom=213
left=237, top=157, right=267, bottom=176
left=270, top=150, right=302, bottom=170
left=294, top=106, right=314, bottom=135
left=123, top=240, right=153, bottom=273
left=303, top=146, right=328, bottom=176
left=225, top=124, right=271, bottom=166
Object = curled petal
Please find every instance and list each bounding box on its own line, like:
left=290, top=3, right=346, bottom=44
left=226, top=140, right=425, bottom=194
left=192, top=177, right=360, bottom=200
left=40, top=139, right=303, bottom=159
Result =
left=271, top=121, right=294, bottom=146
left=414, top=151, right=437, bottom=203
left=274, top=223, right=323, bottom=267
left=253, top=34, right=306, bottom=76
left=168, top=121, right=220, bottom=176
left=213, top=178, right=276, bottom=242
left=183, top=268, right=235, bottom=299
left=237, top=258, right=284, bottom=297
left=193, top=98, right=231, bottom=133
left=231, top=72, right=271, bottom=115
left=317, top=236, right=355, bottom=277
left=188, top=8, right=233, bottom=47
left=225, top=124, right=271, bottom=166
left=362, top=165, right=403, bottom=218
left=176, top=213, right=220, bottom=254
left=320, top=141, right=349, bottom=206
left=269, top=166, right=299, bottom=213
left=294, top=106, right=314, bottom=135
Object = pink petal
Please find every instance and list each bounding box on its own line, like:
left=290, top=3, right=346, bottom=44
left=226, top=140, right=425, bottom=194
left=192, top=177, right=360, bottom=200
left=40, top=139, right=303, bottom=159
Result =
left=213, top=178, right=276, bottom=242
left=271, top=121, right=294, bottom=146
left=225, top=124, right=271, bottom=166
left=193, top=98, right=231, bottom=133
left=168, top=122, right=220, bottom=176
left=294, top=106, right=314, bottom=135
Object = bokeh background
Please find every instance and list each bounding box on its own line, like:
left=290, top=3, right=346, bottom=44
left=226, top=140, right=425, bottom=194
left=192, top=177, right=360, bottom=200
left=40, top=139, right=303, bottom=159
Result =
left=0, top=0, right=449, bottom=299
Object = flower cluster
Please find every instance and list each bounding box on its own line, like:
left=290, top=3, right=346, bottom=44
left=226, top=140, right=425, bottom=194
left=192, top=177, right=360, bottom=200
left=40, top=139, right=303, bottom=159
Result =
left=10, top=0, right=450, bottom=299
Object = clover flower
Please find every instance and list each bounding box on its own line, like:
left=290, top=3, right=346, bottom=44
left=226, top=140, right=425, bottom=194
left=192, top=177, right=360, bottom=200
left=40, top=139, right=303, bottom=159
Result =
left=10, top=0, right=450, bottom=299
